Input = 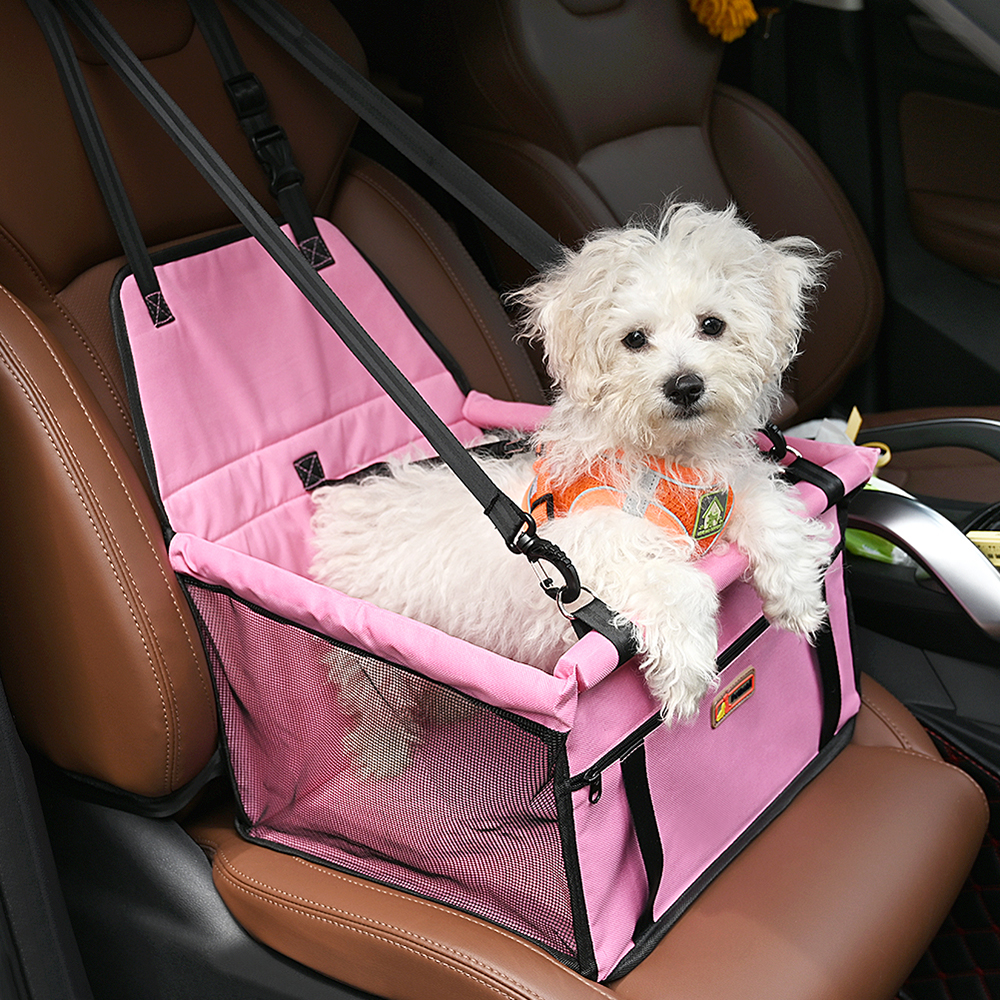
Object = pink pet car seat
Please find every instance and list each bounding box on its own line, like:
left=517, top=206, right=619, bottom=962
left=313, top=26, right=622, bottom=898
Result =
left=113, top=217, right=875, bottom=980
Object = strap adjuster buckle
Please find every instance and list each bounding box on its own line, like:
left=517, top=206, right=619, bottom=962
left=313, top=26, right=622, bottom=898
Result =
left=224, top=71, right=268, bottom=121
left=249, top=124, right=304, bottom=195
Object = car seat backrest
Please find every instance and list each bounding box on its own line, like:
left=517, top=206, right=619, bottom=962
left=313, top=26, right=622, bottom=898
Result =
left=427, top=0, right=884, bottom=421
left=0, top=0, right=378, bottom=802
left=428, top=0, right=727, bottom=235
left=1, top=0, right=543, bottom=803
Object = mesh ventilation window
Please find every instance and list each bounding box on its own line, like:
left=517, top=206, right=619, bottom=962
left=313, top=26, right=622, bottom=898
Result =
left=186, top=579, right=582, bottom=962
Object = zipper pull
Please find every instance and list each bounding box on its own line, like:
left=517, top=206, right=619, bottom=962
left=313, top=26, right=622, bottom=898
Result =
left=586, top=769, right=603, bottom=804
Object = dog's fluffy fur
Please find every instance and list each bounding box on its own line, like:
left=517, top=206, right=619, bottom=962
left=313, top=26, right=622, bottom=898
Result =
left=311, top=203, right=832, bottom=769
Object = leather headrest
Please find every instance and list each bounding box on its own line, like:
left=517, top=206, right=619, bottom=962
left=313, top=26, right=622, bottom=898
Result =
left=68, top=0, right=199, bottom=62
left=428, top=0, right=722, bottom=163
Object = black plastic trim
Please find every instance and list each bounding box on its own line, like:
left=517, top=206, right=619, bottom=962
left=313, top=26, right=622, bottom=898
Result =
left=32, top=747, right=226, bottom=820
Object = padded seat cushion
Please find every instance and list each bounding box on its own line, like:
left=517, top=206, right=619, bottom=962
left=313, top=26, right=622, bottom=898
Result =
left=189, top=675, right=987, bottom=1000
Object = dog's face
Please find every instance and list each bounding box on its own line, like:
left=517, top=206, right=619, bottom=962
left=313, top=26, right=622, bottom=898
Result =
left=513, top=204, right=828, bottom=458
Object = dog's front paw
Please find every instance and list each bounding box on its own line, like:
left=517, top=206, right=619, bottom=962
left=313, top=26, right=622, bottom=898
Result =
left=639, top=618, right=720, bottom=722
left=751, top=527, right=831, bottom=638
left=762, top=587, right=828, bottom=638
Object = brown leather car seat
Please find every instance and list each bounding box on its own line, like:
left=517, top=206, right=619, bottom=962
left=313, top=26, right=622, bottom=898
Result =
left=425, top=0, right=1000, bottom=503
left=0, top=1, right=988, bottom=998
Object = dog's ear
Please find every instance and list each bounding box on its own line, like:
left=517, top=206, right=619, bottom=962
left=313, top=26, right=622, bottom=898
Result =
left=764, top=236, right=832, bottom=369
left=505, top=263, right=580, bottom=390
left=506, top=234, right=646, bottom=400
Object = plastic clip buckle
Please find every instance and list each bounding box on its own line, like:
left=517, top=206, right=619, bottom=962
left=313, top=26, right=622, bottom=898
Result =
left=515, top=528, right=582, bottom=605
left=249, top=125, right=304, bottom=196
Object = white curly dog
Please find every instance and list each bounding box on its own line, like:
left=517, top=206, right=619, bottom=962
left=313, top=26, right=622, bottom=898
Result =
left=311, top=203, right=833, bottom=768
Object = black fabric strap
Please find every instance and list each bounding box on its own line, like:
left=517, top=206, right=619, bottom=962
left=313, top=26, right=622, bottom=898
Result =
left=783, top=458, right=846, bottom=508
left=186, top=0, right=333, bottom=267
left=620, top=620, right=843, bottom=942
left=228, top=0, right=564, bottom=274
left=570, top=597, right=639, bottom=667
left=760, top=423, right=846, bottom=509
left=31, top=0, right=637, bottom=656
left=42, top=0, right=526, bottom=540
left=816, top=517, right=850, bottom=750
left=760, top=423, right=847, bottom=746
left=26, top=0, right=173, bottom=327
left=815, top=612, right=842, bottom=750
left=620, top=744, right=663, bottom=938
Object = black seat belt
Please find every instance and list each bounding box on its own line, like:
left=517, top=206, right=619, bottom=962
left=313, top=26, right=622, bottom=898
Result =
left=26, top=0, right=174, bottom=328
left=228, top=0, right=565, bottom=275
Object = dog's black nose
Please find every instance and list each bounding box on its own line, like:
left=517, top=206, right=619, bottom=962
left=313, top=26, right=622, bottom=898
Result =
left=663, top=373, right=705, bottom=409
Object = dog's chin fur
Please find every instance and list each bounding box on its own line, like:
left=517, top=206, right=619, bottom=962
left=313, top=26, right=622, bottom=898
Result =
left=310, top=202, right=834, bottom=777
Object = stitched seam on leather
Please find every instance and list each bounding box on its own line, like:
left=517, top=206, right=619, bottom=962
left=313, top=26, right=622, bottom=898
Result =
left=348, top=165, right=523, bottom=397
left=214, top=862, right=557, bottom=1000
left=859, top=690, right=917, bottom=751
left=481, top=8, right=574, bottom=162
left=351, top=166, right=512, bottom=374
left=0, top=343, right=175, bottom=789
left=710, top=87, right=882, bottom=412
left=0, top=226, right=137, bottom=447
left=5, top=286, right=216, bottom=739
left=273, top=852, right=614, bottom=996
left=713, top=88, right=875, bottom=288
left=470, top=132, right=608, bottom=237
left=287, top=854, right=568, bottom=955
left=0, top=257, right=196, bottom=716
left=215, top=849, right=613, bottom=999
left=215, top=855, right=541, bottom=977
left=191, top=832, right=221, bottom=858
left=0, top=286, right=189, bottom=790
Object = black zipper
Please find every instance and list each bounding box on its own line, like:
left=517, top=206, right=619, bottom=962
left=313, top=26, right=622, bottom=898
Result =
left=568, top=615, right=771, bottom=803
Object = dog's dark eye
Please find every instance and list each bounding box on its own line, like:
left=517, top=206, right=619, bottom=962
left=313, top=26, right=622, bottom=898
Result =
left=700, top=316, right=726, bottom=338
left=622, top=330, right=648, bottom=350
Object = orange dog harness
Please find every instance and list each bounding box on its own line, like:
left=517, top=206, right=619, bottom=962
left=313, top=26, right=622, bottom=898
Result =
left=524, top=450, right=734, bottom=554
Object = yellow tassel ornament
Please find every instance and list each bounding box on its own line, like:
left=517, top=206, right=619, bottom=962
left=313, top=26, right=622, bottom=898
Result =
left=688, top=0, right=758, bottom=42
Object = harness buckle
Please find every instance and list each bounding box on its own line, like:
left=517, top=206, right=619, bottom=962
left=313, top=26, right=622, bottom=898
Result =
left=249, top=124, right=304, bottom=196
left=760, top=422, right=789, bottom=461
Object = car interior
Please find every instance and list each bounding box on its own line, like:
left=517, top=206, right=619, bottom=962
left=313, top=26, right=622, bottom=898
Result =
left=0, top=0, right=998, bottom=998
